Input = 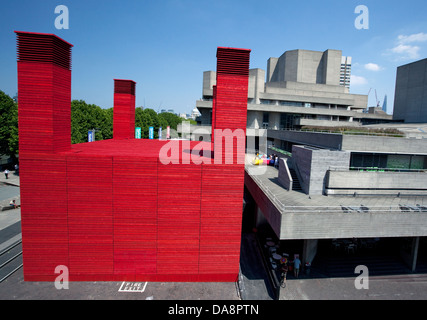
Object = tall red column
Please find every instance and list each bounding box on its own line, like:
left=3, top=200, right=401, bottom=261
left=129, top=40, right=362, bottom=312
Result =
left=199, top=47, right=251, bottom=281
left=113, top=79, right=136, bottom=139
left=16, top=31, right=73, bottom=280
left=16, top=31, right=72, bottom=154
left=213, top=47, right=250, bottom=165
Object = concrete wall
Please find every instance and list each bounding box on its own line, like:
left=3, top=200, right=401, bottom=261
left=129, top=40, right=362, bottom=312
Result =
left=268, top=130, right=343, bottom=150
left=327, top=171, right=427, bottom=190
left=393, top=58, right=427, bottom=123
left=292, top=145, right=351, bottom=195
left=322, top=49, right=342, bottom=86
left=267, top=49, right=342, bottom=86
left=278, top=158, right=293, bottom=191
left=280, top=211, right=427, bottom=240
left=341, top=135, right=427, bottom=154
left=298, top=119, right=362, bottom=127
left=291, top=146, right=312, bottom=194
left=247, top=110, right=262, bottom=129
left=244, top=171, right=282, bottom=238
left=203, top=71, right=215, bottom=97
left=248, top=69, right=265, bottom=104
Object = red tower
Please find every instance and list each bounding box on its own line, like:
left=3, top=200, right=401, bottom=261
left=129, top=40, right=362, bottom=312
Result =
left=16, top=31, right=73, bottom=278
left=213, top=48, right=250, bottom=165
left=113, top=79, right=136, bottom=139
left=16, top=31, right=250, bottom=282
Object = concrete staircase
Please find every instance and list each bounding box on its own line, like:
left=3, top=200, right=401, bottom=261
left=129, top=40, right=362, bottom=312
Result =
left=289, top=169, right=302, bottom=192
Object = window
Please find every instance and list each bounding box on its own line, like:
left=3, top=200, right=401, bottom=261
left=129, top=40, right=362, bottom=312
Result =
left=263, top=112, right=269, bottom=128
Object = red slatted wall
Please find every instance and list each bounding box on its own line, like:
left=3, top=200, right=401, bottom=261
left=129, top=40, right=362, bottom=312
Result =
left=113, top=156, right=158, bottom=279
left=16, top=31, right=73, bottom=281
left=67, top=155, right=114, bottom=280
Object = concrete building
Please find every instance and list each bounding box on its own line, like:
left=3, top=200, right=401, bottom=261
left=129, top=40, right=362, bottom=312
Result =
left=340, top=56, right=352, bottom=89
left=196, top=49, right=392, bottom=135
left=393, top=58, right=427, bottom=123
left=244, top=129, right=427, bottom=290
left=240, top=54, right=427, bottom=288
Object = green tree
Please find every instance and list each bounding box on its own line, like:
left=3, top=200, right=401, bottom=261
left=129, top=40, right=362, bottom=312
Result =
left=71, top=100, right=112, bottom=144
left=143, top=108, right=160, bottom=138
left=0, top=91, right=19, bottom=159
left=158, top=112, right=182, bottom=131
left=135, top=107, right=151, bottom=139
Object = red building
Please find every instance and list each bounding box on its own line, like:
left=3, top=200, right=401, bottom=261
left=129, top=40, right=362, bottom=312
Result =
left=16, top=31, right=250, bottom=282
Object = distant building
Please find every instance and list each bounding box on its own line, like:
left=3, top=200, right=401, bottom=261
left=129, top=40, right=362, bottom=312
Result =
left=340, top=56, right=352, bottom=89
left=195, top=49, right=391, bottom=148
left=382, top=94, right=388, bottom=113
left=191, top=107, right=201, bottom=120
left=393, top=58, right=427, bottom=123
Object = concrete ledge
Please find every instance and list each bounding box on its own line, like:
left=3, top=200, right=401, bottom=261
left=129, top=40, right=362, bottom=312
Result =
left=327, top=171, right=427, bottom=190
left=278, top=158, right=293, bottom=191
left=1, top=205, right=20, bottom=212
left=326, top=189, right=427, bottom=196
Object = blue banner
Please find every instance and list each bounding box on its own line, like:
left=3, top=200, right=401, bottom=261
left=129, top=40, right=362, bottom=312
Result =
left=88, top=130, right=94, bottom=142
left=149, top=126, right=154, bottom=139
left=135, top=127, right=141, bottom=139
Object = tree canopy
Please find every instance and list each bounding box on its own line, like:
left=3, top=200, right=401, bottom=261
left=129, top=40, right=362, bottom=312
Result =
left=0, top=91, right=18, bottom=160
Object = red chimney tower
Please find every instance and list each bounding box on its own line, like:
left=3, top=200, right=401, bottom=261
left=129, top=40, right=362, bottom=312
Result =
left=16, top=31, right=73, bottom=154
left=113, top=79, right=136, bottom=139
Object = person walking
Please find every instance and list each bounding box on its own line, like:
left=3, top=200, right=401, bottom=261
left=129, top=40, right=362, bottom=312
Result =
left=4, top=169, right=9, bottom=179
left=293, top=255, right=301, bottom=278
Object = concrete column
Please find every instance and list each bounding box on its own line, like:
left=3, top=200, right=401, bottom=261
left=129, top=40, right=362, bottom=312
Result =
left=410, top=237, right=420, bottom=272
left=401, top=237, right=420, bottom=272
left=270, top=112, right=281, bottom=130
left=302, top=239, right=318, bottom=266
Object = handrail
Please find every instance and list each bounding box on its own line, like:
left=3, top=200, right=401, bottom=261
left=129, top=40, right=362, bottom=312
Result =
left=274, top=128, right=407, bottom=138
left=328, top=166, right=427, bottom=173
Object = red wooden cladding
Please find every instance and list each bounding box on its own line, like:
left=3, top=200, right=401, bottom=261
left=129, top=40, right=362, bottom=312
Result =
left=17, top=31, right=250, bottom=282
left=113, top=79, right=136, bottom=140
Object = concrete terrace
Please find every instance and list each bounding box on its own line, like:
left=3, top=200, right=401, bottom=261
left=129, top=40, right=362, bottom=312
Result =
left=244, top=156, right=427, bottom=240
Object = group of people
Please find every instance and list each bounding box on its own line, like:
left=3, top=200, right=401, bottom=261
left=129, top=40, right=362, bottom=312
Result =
left=254, top=153, right=279, bottom=168
left=280, top=254, right=302, bottom=278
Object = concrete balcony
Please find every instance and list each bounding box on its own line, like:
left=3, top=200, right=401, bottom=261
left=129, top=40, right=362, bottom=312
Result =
left=296, top=118, right=361, bottom=127
left=326, top=170, right=427, bottom=196
left=244, top=161, right=427, bottom=240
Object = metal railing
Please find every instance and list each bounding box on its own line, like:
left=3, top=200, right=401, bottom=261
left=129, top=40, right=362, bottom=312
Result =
left=328, top=166, right=427, bottom=173
left=274, top=128, right=407, bottom=138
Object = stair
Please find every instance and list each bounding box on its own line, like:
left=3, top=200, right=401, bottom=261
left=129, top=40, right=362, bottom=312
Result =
left=289, top=169, right=302, bottom=191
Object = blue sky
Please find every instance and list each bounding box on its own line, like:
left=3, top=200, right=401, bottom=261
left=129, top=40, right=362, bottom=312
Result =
left=1, top=0, right=427, bottom=115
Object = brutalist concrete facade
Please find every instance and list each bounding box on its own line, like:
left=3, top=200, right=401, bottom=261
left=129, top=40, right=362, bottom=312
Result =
left=197, top=48, right=391, bottom=132
left=393, top=58, right=427, bottom=123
